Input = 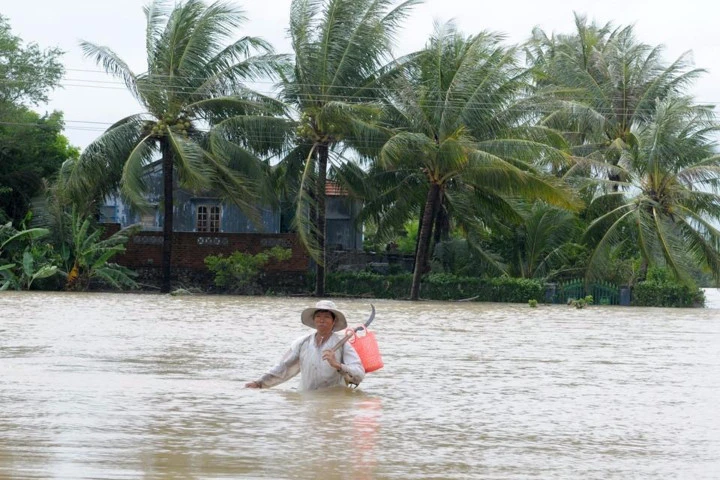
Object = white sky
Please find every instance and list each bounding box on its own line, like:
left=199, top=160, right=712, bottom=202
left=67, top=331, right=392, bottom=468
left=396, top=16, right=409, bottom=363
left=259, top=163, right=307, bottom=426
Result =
left=4, top=0, right=720, bottom=149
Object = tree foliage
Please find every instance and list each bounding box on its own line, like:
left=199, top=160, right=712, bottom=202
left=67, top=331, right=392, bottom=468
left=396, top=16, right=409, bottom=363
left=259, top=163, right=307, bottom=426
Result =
left=373, top=22, right=578, bottom=299
left=584, top=96, right=720, bottom=285
left=0, top=14, right=64, bottom=108
left=0, top=221, right=59, bottom=290
left=62, top=0, right=289, bottom=292
left=0, top=108, right=79, bottom=224
left=0, top=15, right=73, bottom=224
left=279, top=0, right=420, bottom=296
left=205, top=246, right=292, bottom=291
left=64, top=209, right=140, bottom=291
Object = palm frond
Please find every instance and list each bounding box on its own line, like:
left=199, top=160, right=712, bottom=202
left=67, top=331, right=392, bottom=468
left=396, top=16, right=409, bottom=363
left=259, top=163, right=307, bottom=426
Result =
left=584, top=205, right=636, bottom=281
left=63, top=114, right=149, bottom=206
left=79, top=42, right=140, bottom=101
left=167, top=129, right=213, bottom=192
left=120, top=136, right=157, bottom=209
left=292, top=144, right=322, bottom=262
left=144, top=0, right=172, bottom=69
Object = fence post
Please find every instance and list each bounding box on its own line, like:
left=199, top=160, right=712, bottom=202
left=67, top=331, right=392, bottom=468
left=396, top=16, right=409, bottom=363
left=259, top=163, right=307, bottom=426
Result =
left=545, top=283, right=557, bottom=304
left=620, top=286, right=631, bottom=306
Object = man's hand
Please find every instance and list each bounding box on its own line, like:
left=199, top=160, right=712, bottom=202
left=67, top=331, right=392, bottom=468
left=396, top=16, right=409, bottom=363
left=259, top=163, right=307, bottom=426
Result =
left=322, top=350, right=342, bottom=370
left=245, top=381, right=261, bottom=388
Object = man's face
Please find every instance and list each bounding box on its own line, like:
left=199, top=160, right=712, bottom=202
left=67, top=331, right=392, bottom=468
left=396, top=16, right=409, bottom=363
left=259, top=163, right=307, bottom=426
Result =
left=313, top=310, right=335, bottom=334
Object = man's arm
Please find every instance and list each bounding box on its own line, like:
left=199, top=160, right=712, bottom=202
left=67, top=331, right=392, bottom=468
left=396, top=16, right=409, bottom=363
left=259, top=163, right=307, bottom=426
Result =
left=338, top=342, right=366, bottom=385
left=246, top=335, right=309, bottom=388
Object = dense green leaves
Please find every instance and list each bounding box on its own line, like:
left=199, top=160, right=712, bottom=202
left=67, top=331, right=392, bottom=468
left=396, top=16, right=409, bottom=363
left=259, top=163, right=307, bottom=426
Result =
left=64, top=209, right=139, bottom=291
left=205, top=246, right=292, bottom=291
left=0, top=17, right=74, bottom=224
left=525, top=14, right=720, bottom=288
left=8, top=4, right=717, bottom=296
left=324, top=271, right=545, bottom=302
left=0, top=222, right=58, bottom=290
left=0, top=109, right=79, bottom=224
left=0, top=14, right=64, bottom=107
left=584, top=96, right=720, bottom=283
left=373, top=22, right=578, bottom=298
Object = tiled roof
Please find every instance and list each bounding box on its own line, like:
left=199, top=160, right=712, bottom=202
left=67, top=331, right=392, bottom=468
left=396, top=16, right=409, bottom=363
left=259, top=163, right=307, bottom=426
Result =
left=326, top=182, right=347, bottom=197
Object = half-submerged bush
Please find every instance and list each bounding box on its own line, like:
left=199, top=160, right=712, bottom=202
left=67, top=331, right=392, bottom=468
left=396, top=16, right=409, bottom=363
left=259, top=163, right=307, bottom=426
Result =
left=205, top=246, right=292, bottom=292
left=568, top=295, right=594, bottom=309
left=632, top=268, right=705, bottom=307
left=633, top=282, right=704, bottom=307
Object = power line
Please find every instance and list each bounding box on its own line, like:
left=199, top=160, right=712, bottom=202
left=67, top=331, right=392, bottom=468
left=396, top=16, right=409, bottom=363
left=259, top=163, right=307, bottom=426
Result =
left=4, top=70, right=720, bottom=105
left=3, top=72, right=720, bottom=142
left=18, top=81, right=720, bottom=117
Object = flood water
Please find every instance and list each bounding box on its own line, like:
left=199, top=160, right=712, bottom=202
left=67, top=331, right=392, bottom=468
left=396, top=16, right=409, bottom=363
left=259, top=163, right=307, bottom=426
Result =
left=1, top=291, right=719, bottom=479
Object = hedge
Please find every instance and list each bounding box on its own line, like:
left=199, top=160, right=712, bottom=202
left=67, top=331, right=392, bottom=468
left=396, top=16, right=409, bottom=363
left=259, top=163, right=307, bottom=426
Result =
left=325, top=272, right=544, bottom=303
left=632, top=281, right=705, bottom=308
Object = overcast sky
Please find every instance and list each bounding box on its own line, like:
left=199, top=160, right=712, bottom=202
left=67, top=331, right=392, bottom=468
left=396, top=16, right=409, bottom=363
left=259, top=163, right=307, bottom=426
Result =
left=4, top=0, right=720, bottom=149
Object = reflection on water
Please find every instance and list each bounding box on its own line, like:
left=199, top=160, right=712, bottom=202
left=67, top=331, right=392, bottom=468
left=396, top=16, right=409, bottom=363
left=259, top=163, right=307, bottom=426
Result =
left=1, top=292, right=719, bottom=479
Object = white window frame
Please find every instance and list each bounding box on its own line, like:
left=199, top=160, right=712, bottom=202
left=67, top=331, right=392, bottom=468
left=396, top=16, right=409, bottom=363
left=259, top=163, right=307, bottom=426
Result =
left=196, top=205, right=221, bottom=232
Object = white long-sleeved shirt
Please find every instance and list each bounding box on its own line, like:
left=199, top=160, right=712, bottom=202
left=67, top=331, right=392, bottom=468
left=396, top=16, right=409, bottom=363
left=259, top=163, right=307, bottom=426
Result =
left=257, top=331, right=365, bottom=390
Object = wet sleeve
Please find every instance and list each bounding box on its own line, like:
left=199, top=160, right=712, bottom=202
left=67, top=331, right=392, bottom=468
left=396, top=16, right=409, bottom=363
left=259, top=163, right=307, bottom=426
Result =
left=257, top=336, right=305, bottom=388
left=340, top=342, right=365, bottom=385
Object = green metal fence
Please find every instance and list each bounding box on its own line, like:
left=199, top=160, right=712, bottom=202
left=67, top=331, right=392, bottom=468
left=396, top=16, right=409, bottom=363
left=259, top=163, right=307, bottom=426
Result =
left=548, top=280, right=621, bottom=305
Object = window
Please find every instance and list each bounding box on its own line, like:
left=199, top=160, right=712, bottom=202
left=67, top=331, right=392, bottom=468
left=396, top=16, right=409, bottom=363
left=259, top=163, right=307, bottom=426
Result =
left=140, top=211, right=156, bottom=228
left=196, top=205, right=221, bottom=232
left=98, top=205, right=117, bottom=223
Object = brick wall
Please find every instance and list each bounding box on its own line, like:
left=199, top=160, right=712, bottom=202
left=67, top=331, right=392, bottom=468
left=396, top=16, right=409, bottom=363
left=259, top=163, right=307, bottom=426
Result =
left=105, top=224, right=309, bottom=272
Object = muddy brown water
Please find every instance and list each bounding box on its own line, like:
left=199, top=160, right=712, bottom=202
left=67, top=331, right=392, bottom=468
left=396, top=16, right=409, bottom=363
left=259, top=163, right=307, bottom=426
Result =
left=1, top=291, right=719, bottom=479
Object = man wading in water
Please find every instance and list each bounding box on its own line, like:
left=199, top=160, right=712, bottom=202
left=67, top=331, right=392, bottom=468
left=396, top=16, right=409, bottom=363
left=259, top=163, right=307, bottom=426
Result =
left=245, top=300, right=365, bottom=390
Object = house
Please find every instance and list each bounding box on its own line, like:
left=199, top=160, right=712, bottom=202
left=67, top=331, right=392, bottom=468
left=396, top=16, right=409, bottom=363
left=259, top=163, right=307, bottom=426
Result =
left=98, top=168, right=363, bottom=279
left=325, top=182, right=363, bottom=251
left=98, top=162, right=279, bottom=234
left=99, top=169, right=363, bottom=251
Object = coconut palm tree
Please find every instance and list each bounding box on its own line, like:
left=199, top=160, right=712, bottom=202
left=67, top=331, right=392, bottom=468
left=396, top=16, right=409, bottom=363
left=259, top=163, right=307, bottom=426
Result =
left=489, top=201, right=585, bottom=280
left=62, top=0, right=288, bottom=292
left=279, top=0, right=419, bottom=296
left=527, top=13, right=704, bottom=187
left=375, top=22, right=578, bottom=300
left=585, top=96, right=720, bottom=284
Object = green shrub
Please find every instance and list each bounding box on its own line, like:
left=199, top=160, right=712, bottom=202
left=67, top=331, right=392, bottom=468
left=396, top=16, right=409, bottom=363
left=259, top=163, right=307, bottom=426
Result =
left=325, top=272, right=544, bottom=302
left=326, top=271, right=411, bottom=298
left=205, top=246, right=292, bottom=291
left=633, top=281, right=704, bottom=307
left=632, top=267, right=705, bottom=307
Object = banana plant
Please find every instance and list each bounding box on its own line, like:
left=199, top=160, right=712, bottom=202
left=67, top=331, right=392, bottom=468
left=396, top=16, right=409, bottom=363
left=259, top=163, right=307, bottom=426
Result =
left=17, top=252, right=57, bottom=290
left=64, top=210, right=141, bottom=291
left=0, top=222, right=57, bottom=290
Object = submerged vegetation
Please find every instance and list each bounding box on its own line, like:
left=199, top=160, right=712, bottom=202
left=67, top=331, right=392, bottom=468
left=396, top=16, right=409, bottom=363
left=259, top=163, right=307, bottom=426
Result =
left=1, top=2, right=718, bottom=307
left=205, top=246, right=292, bottom=292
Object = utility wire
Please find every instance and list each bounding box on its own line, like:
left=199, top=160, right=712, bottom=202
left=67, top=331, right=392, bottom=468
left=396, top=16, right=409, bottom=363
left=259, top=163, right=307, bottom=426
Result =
left=3, top=71, right=719, bottom=106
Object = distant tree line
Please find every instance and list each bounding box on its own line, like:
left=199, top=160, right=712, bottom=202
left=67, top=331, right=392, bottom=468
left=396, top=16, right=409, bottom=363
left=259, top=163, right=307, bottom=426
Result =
left=2, top=1, right=719, bottom=302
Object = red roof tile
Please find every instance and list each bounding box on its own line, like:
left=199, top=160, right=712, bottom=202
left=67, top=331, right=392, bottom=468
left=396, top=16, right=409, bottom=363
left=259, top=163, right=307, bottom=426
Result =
left=325, top=182, right=347, bottom=197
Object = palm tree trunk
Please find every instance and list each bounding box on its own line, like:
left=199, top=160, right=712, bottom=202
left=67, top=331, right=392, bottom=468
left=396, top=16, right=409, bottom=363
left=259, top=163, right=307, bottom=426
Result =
left=314, top=143, right=329, bottom=297
left=161, top=141, right=174, bottom=293
left=410, top=183, right=441, bottom=300
left=638, top=257, right=649, bottom=283
left=607, top=147, right=622, bottom=192
left=432, top=196, right=449, bottom=246
left=411, top=204, right=424, bottom=273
